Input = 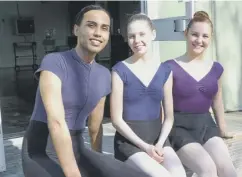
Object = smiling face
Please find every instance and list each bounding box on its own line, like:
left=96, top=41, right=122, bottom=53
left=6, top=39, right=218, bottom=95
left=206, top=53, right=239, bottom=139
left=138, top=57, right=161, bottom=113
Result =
left=185, top=21, right=212, bottom=56
left=127, top=20, right=155, bottom=57
left=74, top=10, right=110, bottom=54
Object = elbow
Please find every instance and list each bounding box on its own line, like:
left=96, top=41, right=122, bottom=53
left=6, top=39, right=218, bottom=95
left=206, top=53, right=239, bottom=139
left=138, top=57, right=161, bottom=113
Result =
left=110, top=110, right=123, bottom=129
left=110, top=117, right=120, bottom=130
left=169, top=116, right=174, bottom=123
left=112, top=121, right=118, bottom=130
left=48, top=118, right=64, bottom=133
left=164, top=116, right=174, bottom=126
left=111, top=118, right=117, bottom=128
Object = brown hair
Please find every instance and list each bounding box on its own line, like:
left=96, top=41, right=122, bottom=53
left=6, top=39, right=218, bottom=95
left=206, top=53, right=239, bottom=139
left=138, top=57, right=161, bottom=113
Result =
left=187, top=11, right=213, bottom=32
left=127, top=13, right=154, bottom=30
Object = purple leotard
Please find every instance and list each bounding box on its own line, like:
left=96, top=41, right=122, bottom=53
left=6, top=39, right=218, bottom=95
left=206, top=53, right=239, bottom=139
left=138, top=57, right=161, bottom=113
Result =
left=165, top=60, right=223, bottom=113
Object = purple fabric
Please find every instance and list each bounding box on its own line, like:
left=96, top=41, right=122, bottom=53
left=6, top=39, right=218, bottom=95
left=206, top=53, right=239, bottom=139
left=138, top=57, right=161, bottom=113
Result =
left=165, top=59, right=224, bottom=113
left=31, top=49, right=111, bottom=130
left=112, top=62, right=171, bottom=121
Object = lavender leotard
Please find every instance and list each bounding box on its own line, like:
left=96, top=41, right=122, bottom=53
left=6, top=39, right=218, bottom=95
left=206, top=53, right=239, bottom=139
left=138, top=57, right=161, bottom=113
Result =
left=31, top=49, right=111, bottom=130
left=165, top=59, right=224, bottom=151
left=112, top=61, right=171, bottom=161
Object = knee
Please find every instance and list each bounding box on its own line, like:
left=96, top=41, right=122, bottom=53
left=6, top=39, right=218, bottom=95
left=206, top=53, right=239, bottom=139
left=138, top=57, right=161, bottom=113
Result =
left=169, top=167, right=186, bottom=177
left=198, top=160, right=217, bottom=176
left=151, top=172, right=171, bottom=177
left=217, top=163, right=237, bottom=177
left=169, top=168, right=186, bottom=177
left=148, top=168, right=172, bottom=177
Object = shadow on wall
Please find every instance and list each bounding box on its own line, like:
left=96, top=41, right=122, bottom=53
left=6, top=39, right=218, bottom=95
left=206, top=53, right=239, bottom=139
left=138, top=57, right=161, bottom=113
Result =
left=213, top=1, right=242, bottom=112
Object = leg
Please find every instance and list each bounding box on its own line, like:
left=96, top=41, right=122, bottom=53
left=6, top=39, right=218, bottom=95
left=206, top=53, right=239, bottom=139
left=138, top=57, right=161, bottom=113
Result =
left=79, top=147, right=151, bottom=177
left=203, top=137, right=237, bottom=177
left=22, top=156, right=66, bottom=177
left=22, top=136, right=65, bottom=177
left=125, top=152, right=172, bottom=177
left=162, top=146, right=186, bottom=177
left=176, top=143, right=217, bottom=177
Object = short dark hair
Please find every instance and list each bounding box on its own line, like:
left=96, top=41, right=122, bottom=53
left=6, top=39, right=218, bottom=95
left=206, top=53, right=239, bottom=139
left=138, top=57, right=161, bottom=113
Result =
left=74, top=4, right=110, bottom=26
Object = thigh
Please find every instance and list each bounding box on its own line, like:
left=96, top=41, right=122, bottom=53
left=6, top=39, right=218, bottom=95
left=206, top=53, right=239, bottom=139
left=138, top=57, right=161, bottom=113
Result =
left=162, top=146, right=186, bottom=177
left=176, top=142, right=216, bottom=175
left=126, top=152, right=171, bottom=177
left=203, top=137, right=236, bottom=173
left=203, top=136, right=231, bottom=162
left=169, top=127, right=198, bottom=151
left=22, top=136, right=65, bottom=177
left=23, top=155, right=65, bottom=177
left=79, top=147, right=150, bottom=177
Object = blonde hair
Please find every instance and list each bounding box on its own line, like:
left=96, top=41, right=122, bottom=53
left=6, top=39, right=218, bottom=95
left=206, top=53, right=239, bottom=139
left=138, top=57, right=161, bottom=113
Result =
left=127, top=13, right=154, bottom=30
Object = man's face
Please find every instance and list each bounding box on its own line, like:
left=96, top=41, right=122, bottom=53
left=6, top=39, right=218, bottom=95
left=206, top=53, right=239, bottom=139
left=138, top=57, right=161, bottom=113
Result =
left=74, top=10, right=110, bottom=54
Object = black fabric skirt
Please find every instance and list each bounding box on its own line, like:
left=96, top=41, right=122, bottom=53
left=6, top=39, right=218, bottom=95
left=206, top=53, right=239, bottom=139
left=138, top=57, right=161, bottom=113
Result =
left=169, top=112, right=221, bottom=152
left=114, top=118, right=169, bottom=162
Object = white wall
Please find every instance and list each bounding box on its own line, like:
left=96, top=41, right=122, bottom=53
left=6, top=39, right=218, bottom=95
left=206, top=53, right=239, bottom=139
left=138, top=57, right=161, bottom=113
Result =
left=146, top=1, right=187, bottom=62
left=0, top=1, right=70, bottom=68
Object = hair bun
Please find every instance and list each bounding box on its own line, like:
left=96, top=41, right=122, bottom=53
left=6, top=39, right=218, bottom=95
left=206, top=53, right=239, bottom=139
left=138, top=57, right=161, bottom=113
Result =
left=193, top=11, right=210, bottom=19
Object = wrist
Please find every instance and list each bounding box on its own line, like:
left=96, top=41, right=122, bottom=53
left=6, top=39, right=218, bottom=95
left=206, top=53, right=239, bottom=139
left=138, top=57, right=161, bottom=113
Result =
left=138, top=142, right=149, bottom=152
left=156, top=141, right=164, bottom=148
left=66, top=171, right=82, bottom=177
left=64, top=165, right=81, bottom=177
left=219, top=125, right=226, bottom=132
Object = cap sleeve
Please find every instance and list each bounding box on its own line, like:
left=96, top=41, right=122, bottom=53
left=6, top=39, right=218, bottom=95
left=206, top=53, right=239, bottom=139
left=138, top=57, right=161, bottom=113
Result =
left=103, top=69, right=111, bottom=97
left=35, top=53, right=66, bottom=81
left=112, top=62, right=127, bottom=83
left=214, top=62, right=224, bottom=79
left=162, top=62, right=172, bottom=84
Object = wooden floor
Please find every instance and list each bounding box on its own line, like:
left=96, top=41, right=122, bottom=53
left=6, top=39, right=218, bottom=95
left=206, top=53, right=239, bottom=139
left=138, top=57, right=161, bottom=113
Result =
left=1, top=113, right=242, bottom=177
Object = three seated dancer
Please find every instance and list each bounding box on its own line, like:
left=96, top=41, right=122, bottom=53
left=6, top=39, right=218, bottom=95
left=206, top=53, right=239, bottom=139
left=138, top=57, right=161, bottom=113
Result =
left=110, top=13, right=186, bottom=177
left=166, top=11, right=237, bottom=177
left=21, top=5, right=151, bottom=177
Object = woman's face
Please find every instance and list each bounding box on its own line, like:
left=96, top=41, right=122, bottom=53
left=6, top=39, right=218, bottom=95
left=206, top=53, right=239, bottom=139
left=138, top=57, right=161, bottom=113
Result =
left=127, top=20, right=155, bottom=56
left=186, top=21, right=212, bottom=56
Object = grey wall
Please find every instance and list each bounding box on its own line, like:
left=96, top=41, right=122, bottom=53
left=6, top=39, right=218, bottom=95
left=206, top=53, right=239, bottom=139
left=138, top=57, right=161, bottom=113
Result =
left=0, top=1, right=70, bottom=68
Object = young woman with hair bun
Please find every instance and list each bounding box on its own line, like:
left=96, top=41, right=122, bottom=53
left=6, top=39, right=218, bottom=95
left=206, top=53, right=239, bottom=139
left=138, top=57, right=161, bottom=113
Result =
left=165, top=11, right=237, bottom=177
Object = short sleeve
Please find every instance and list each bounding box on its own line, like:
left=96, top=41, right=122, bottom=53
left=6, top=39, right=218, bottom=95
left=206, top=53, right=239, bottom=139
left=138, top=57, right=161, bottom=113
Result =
left=34, top=53, right=66, bottom=81
left=162, top=62, right=172, bottom=84
left=215, top=62, right=224, bottom=79
left=111, top=62, right=126, bottom=83
left=103, top=69, right=111, bottom=96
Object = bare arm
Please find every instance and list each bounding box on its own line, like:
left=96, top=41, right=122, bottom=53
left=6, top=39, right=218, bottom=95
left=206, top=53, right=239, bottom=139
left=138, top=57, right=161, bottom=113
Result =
left=39, top=71, right=81, bottom=177
left=211, top=74, right=227, bottom=134
left=110, top=71, right=149, bottom=151
left=156, top=72, right=174, bottom=147
left=88, top=97, right=106, bottom=152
